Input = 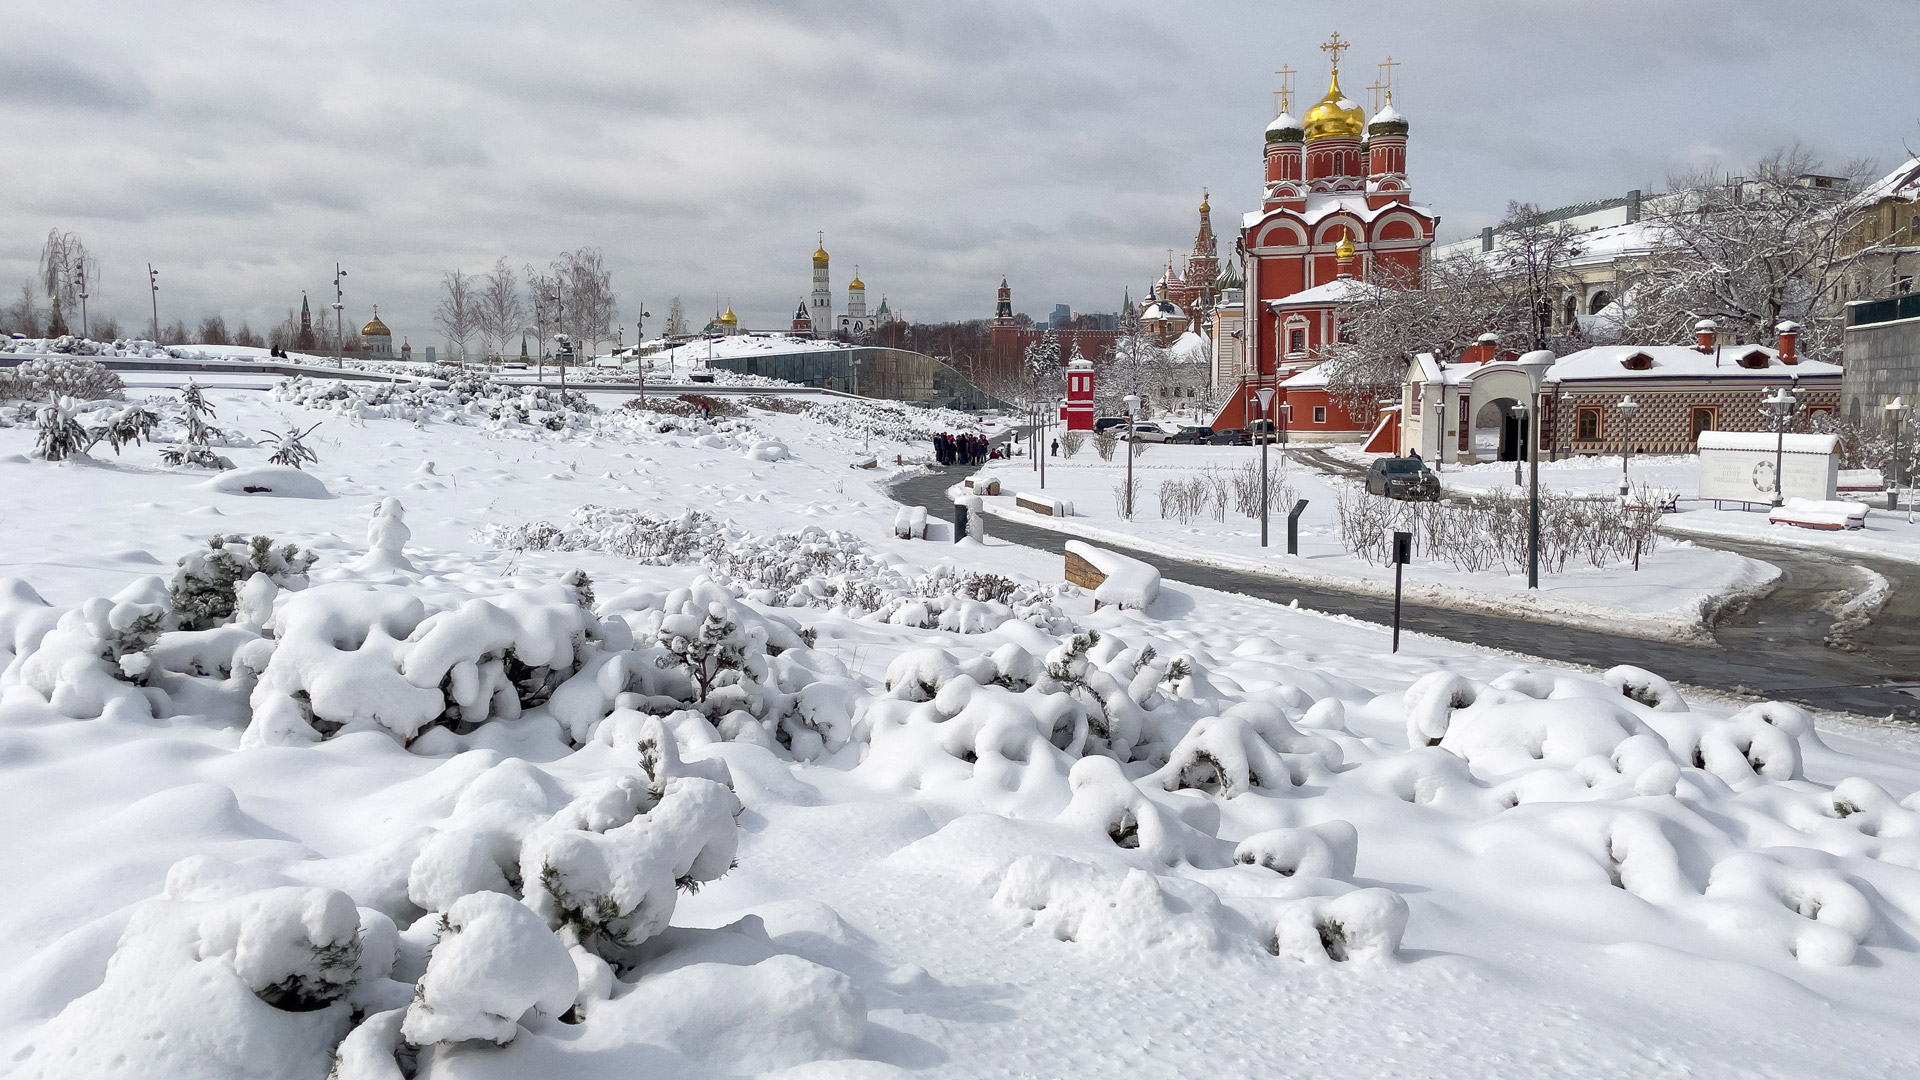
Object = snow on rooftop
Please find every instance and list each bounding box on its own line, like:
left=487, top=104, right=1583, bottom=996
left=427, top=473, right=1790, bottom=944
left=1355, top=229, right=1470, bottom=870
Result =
left=1547, top=344, right=1841, bottom=382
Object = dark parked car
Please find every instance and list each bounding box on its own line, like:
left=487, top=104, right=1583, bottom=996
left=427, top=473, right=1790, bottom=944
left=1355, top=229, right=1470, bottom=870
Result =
left=1094, top=417, right=1130, bottom=433
left=1168, top=425, right=1214, bottom=444
left=1207, top=428, right=1250, bottom=445
left=1364, top=456, right=1441, bottom=501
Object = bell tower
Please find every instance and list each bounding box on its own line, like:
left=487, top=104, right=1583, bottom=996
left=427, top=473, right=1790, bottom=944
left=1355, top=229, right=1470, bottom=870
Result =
left=808, top=233, right=833, bottom=339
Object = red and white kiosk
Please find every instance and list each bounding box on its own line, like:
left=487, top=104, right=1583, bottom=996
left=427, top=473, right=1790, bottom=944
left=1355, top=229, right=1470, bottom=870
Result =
left=1063, top=357, right=1095, bottom=431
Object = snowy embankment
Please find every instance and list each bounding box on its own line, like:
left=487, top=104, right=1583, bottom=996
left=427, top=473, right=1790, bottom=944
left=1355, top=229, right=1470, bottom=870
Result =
left=1, top=371, right=1920, bottom=1077
left=963, top=451, right=1776, bottom=642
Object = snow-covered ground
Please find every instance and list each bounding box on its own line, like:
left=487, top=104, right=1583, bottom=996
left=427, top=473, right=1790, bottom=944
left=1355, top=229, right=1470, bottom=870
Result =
left=4, top=373, right=1920, bottom=1078
left=968, top=445, right=1774, bottom=640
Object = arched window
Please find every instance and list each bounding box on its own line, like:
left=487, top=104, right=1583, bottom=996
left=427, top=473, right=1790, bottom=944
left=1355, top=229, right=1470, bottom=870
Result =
left=1588, top=291, right=1614, bottom=315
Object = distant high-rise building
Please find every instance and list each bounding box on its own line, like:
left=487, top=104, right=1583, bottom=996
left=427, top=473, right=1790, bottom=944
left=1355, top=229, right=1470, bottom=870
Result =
left=1050, top=304, right=1072, bottom=329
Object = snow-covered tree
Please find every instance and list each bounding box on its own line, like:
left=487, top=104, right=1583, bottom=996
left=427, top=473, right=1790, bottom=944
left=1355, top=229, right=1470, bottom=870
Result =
left=656, top=605, right=750, bottom=703
left=98, top=403, right=160, bottom=455
left=665, top=295, right=689, bottom=338
left=476, top=258, right=525, bottom=361
left=1623, top=146, right=1872, bottom=360
left=1023, top=327, right=1062, bottom=398
left=160, top=381, right=234, bottom=469
left=433, top=268, right=479, bottom=361
left=170, top=533, right=317, bottom=631
left=261, top=422, right=322, bottom=469
left=33, top=397, right=93, bottom=462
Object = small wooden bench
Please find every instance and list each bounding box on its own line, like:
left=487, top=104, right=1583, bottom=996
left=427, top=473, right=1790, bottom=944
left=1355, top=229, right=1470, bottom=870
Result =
left=1017, top=493, right=1059, bottom=516
left=965, top=477, right=1001, bottom=495
left=1065, top=549, right=1105, bottom=591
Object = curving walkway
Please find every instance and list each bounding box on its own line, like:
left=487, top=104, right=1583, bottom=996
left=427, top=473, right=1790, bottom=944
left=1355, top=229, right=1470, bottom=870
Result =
left=893, top=467, right=1920, bottom=723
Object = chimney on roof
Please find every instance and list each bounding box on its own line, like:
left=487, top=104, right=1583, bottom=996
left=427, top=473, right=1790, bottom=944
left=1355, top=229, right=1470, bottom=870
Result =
left=1626, top=189, right=1642, bottom=224
left=1462, top=332, right=1500, bottom=365
left=1480, top=226, right=1494, bottom=253
left=1776, top=320, right=1799, bottom=365
left=1694, top=318, right=1717, bottom=353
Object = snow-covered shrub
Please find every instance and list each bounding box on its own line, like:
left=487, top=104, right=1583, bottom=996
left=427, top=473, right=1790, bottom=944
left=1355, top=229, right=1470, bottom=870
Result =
left=1148, top=703, right=1343, bottom=796
left=993, top=855, right=1234, bottom=953
left=402, top=891, right=577, bottom=1045
left=95, top=401, right=160, bottom=455
left=521, top=773, right=741, bottom=962
left=0, top=354, right=123, bottom=402
left=354, top=497, right=414, bottom=573
left=31, top=397, right=93, bottom=461
left=1234, top=821, right=1359, bottom=880
left=158, top=380, right=236, bottom=469
left=262, top=421, right=321, bottom=468
left=171, top=534, right=316, bottom=631
left=1265, top=888, right=1409, bottom=964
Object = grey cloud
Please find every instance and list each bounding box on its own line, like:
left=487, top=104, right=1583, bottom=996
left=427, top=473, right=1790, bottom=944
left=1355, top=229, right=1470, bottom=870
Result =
left=0, top=54, right=148, bottom=112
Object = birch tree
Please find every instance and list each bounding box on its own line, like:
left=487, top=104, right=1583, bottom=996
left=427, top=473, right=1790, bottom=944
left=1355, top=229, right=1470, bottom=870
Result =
left=477, top=259, right=525, bottom=361
left=433, top=269, right=478, bottom=361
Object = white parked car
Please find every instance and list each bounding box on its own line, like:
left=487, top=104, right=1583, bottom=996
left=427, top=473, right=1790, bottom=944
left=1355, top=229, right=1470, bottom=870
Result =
left=1122, top=422, right=1176, bottom=443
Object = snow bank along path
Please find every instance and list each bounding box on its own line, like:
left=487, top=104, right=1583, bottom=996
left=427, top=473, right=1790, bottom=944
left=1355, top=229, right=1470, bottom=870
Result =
left=1, top=377, right=1919, bottom=1078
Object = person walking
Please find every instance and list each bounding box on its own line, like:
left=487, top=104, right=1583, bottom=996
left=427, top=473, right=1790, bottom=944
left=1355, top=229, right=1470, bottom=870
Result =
left=1051, top=437, right=1059, bottom=457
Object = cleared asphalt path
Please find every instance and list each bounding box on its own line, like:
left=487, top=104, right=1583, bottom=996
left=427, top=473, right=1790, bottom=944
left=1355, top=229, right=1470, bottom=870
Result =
left=895, top=468, right=1920, bottom=723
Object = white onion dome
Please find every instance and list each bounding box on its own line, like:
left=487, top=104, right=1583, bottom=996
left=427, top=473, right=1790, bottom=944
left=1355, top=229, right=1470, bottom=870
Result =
left=1368, top=100, right=1408, bottom=137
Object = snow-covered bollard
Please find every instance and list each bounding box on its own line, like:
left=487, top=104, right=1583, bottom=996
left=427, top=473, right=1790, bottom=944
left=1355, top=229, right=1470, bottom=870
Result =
left=402, top=891, right=577, bottom=1046
left=954, top=494, right=985, bottom=544
left=355, top=497, right=415, bottom=573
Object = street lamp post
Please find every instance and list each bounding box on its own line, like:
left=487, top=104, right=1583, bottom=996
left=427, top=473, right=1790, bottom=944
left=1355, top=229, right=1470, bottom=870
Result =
left=147, top=264, right=160, bottom=341
left=74, top=266, right=88, bottom=340
left=332, top=264, right=347, bottom=368
left=635, top=306, right=651, bottom=389
left=1887, top=397, right=1909, bottom=515
left=1761, top=386, right=1800, bottom=509
left=1257, top=386, right=1276, bottom=546
left=1513, top=397, right=1540, bottom=587
left=1430, top=399, right=1445, bottom=474
left=1124, top=393, right=1141, bottom=519
left=1615, top=395, right=1639, bottom=497
left=551, top=285, right=569, bottom=398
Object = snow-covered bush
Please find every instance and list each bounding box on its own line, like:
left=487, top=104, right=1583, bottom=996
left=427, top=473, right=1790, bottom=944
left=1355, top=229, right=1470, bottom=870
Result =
left=31, top=397, right=92, bottom=461
left=159, top=381, right=236, bottom=469
left=0, top=354, right=123, bottom=402
left=262, top=421, right=321, bottom=468
left=171, top=534, right=317, bottom=631
left=402, top=891, right=577, bottom=1045
left=95, top=401, right=160, bottom=455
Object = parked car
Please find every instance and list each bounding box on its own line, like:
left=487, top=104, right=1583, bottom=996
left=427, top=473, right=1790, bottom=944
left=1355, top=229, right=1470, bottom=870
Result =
left=1168, top=425, right=1214, bottom=444
left=1122, top=422, right=1175, bottom=443
left=1364, top=456, right=1442, bottom=501
left=1094, top=417, right=1130, bottom=433
left=1207, top=428, right=1250, bottom=445
left=1246, top=418, right=1281, bottom=445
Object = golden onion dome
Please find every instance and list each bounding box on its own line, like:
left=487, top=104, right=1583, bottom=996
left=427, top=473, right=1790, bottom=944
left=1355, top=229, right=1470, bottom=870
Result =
left=361, top=307, right=391, bottom=337
left=1335, top=233, right=1356, bottom=260
left=719, top=305, right=738, bottom=325
left=813, top=244, right=829, bottom=267
left=849, top=274, right=865, bottom=291
left=1199, top=191, right=1210, bottom=214
left=1303, top=71, right=1365, bottom=140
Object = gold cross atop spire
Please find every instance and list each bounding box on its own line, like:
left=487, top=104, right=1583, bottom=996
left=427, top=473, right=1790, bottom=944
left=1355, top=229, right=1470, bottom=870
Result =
left=1379, top=55, right=1400, bottom=103
left=1366, top=76, right=1388, bottom=113
left=1320, top=32, right=1349, bottom=73
left=1272, top=64, right=1296, bottom=115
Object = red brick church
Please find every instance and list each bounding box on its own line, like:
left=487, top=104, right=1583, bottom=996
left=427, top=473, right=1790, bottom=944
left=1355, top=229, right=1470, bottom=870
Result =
left=1211, top=34, right=1437, bottom=434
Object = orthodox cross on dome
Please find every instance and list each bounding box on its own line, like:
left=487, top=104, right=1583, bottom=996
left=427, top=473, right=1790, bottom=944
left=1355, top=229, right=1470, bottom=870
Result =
left=1319, top=32, right=1349, bottom=74
left=1272, top=64, right=1296, bottom=115
left=1366, top=75, right=1388, bottom=113
left=1377, top=55, right=1400, bottom=106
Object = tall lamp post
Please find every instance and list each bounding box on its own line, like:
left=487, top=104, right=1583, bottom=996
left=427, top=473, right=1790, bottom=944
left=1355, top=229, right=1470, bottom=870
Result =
left=332, top=264, right=347, bottom=368
left=1887, top=397, right=1909, bottom=515
left=1513, top=397, right=1540, bottom=587
left=634, top=305, right=651, bottom=384
left=147, top=264, right=160, bottom=341
left=551, top=284, right=569, bottom=398
left=74, top=266, right=88, bottom=340
left=1123, top=393, right=1141, bottom=519
left=1430, top=399, right=1445, bottom=474
left=1256, top=386, right=1276, bottom=546
left=1615, top=395, right=1639, bottom=497
left=1760, top=385, right=1800, bottom=508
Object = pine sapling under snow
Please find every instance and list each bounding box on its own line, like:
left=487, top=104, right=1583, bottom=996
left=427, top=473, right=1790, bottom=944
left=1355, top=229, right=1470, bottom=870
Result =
left=97, top=402, right=160, bottom=455
left=33, top=396, right=94, bottom=462
left=261, top=422, right=322, bottom=469
left=656, top=604, right=750, bottom=702
left=160, top=380, right=235, bottom=469
left=170, top=534, right=317, bottom=631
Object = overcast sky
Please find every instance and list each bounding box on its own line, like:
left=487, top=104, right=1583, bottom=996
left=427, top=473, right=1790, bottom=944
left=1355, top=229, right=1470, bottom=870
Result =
left=4, top=0, right=1914, bottom=346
